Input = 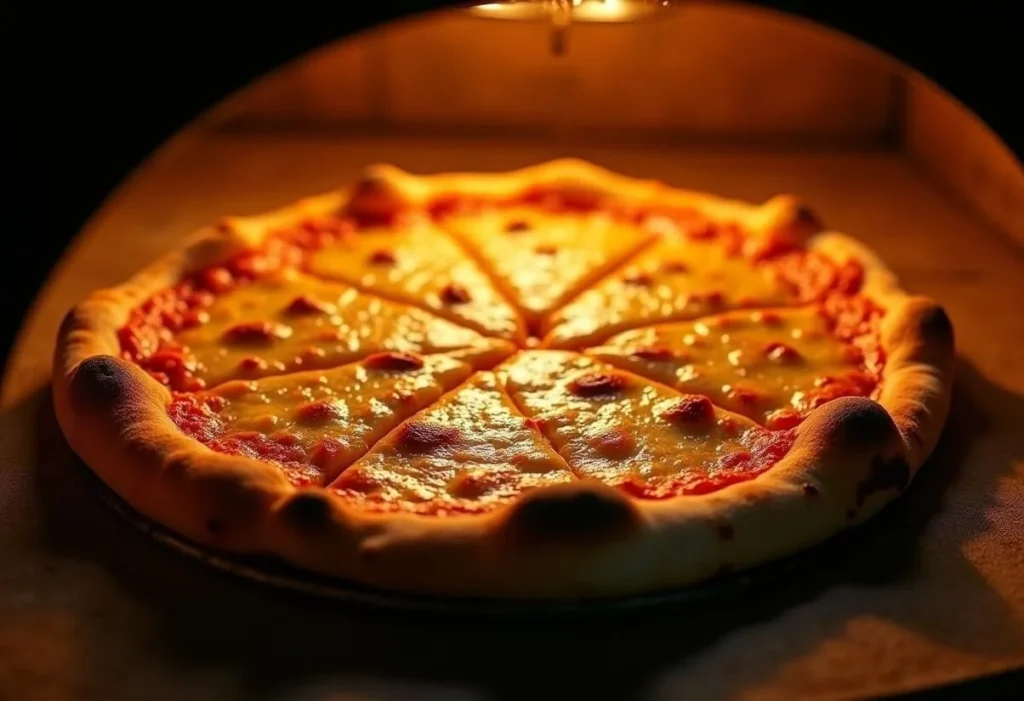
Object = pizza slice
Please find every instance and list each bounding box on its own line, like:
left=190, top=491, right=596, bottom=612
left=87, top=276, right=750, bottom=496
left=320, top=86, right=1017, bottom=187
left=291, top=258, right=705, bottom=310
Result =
left=331, top=371, right=575, bottom=513
left=500, top=350, right=795, bottom=497
left=586, top=305, right=882, bottom=429
left=124, top=266, right=515, bottom=390
left=304, top=215, right=526, bottom=343
left=541, top=222, right=861, bottom=349
left=439, top=204, right=657, bottom=328
left=170, top=351, right=474, bottom=487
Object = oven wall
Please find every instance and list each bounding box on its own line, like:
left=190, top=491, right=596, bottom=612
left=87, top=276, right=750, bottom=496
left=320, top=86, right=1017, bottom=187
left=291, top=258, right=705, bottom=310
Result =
left=213, top=4, right=898, bottom=148
left=904, top=80, right=1024, bottom=244
left=206, top=3, right=1022, bottom=245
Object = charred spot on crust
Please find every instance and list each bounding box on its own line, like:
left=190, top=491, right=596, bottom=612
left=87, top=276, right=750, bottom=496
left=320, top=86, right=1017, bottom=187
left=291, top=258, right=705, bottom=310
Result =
left=802, top=483, right=820, bottom=497
left=59, top=306, right=86, bottom=339
left=344, top=172, right=406, bottom=224
left=794, top=204, right=822, bottom=228
left=856, top=454, right=911, bottom=507
left=830, top=397, right=897, bottom=449
left=280, top=491, right=333, bottom=532
left=505, top=219, right=531, bottom=233
left=568, top=371, right=628, bottom=397
left=505, top=482, right=641, bottom=547
left=363, top=351, right=425, bottom=371
left=397, top=421, right=461, bottom=452
left=534, top=244, right=559, bottom=256
left=71, top=355, right=135, bottom=408
left=915, top=301, right=955, bottom=345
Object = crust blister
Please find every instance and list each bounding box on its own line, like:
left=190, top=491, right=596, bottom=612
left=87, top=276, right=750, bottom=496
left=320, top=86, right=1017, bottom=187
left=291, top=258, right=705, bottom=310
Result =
left=56, top=353, right=292, bottom=553
left=51, top=159, right=955, bottom=599
left=501, top=480, right=643, bottom=548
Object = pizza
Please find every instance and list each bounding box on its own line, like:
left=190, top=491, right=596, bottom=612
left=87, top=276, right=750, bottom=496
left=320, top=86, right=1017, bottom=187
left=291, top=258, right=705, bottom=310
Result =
left=53, top=159, right=955, bottom=600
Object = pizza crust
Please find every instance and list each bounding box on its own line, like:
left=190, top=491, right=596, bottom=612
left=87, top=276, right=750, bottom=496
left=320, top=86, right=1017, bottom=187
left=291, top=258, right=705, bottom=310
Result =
left=52, top=159, right=955, bottom=600
left=357, top=158, right=822, bottom=244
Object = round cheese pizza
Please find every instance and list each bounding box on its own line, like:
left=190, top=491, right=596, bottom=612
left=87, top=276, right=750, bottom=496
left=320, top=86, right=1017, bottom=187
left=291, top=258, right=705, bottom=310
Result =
left=52, top=159, right=955, bottom=600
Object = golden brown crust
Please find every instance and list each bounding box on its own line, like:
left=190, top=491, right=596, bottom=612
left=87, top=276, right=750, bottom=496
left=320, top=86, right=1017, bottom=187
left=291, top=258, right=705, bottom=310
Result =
left=807, top=232, right=956, bottom=471
left=365, top=158, right=823, bottom=244
left=52, top=159, right=955, bottom=600
left=54, top=354, right=291, bottom=552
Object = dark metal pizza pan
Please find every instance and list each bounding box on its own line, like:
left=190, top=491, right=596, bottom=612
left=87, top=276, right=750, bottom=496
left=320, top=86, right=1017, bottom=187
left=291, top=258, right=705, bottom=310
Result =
left=87, top=465, right=823, bottom=619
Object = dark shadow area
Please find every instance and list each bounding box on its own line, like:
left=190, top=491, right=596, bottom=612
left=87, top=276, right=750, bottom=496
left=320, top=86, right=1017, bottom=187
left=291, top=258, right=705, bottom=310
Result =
left=887, top=667, right=1024, bottom=700
left=22, top=356, right=1024, bottom=699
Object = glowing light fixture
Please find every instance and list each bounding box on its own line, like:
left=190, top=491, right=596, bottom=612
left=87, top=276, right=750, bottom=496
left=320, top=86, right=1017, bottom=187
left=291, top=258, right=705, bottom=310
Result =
left=468, top=1, right=675, bottom=53
left=469, top=0, right=673, bottom=24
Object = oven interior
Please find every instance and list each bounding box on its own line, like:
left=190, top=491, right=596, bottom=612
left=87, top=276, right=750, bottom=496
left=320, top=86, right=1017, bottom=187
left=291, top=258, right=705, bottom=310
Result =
left=5, top=3, right=1023, bottom=699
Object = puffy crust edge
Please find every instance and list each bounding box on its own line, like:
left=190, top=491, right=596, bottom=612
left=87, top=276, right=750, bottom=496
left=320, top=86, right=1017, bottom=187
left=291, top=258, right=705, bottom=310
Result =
left=52, top=162, right=954, bottom=600
left=357, top=158, right=823, bottom=243
left=808, top=232, right=956, bottom=470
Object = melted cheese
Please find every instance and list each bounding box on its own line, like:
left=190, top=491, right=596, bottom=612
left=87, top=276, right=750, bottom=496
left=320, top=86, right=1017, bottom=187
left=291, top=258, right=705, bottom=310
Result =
left=500, top=351, right=762, bottom=486
left=177, top=268, right=511, bottom=387
left=542, top=236, right=791, bottom=348
left=332, top=372, right=573, bottom=506
left=441, top=206, right=655, bottom=324
left=587, top=307, right=869, bottom=426
left=306, top=218, right=525, bottom=342
left=200, top=354, right=473, bottom=484
left=154, top=192, right=879, bottom=507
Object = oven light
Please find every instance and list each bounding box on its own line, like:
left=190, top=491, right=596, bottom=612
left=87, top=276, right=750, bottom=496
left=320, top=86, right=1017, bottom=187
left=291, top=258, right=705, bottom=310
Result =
left=468, top=0, right=673, bottom=56
left=467, top=0, right=672, bottom=23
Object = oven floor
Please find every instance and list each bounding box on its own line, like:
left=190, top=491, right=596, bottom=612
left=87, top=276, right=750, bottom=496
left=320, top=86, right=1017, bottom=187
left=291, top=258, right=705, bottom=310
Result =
left=3, top=134, right=1023, bottom=700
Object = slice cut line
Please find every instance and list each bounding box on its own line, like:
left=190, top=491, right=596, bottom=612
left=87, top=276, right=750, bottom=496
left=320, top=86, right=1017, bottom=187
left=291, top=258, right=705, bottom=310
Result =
left=304, top=214, right=526, bottom=343
left=331, top=371, right=575, bottom=514
left=438, top=204, right=657, bottom=328
left=500, top=350, right=797, bottom=499
left=123, top=266, right=512, bottom=391
left=169, top=352, right=474, bottom=486
left=587, top=305, right=881, bottom=429
left=541, top=223, right=863, bottom=349
left=128, top=170, right=882, bottom=516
